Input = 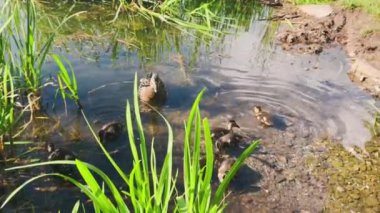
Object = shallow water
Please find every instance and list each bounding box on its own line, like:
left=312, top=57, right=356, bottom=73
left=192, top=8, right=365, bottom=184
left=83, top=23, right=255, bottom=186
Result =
left=3, top=1, right=378, bottom=211
left=47, top=19, right=374, bottom=149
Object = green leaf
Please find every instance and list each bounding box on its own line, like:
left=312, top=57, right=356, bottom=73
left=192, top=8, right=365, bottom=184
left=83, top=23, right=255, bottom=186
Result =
left=75, top=160, right=118, bottom=212
left=213, top=141, right=260, bottom=205
left=71, top=200, right=81, bottom=213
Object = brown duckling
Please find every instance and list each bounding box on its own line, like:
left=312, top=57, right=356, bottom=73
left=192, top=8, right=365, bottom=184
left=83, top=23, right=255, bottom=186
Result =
left=211, top=120, right=240, bottom=141
left=47, top=143, right=77, bottom=174
left=217, top=157, right=236, bottom=182
left=98, top=121, right=123, bottom=142
left=212, top=120, right=240, bottom=153
left=138, top=72, right=167, bottom=104
left=253, top=106, right=273, bottom=127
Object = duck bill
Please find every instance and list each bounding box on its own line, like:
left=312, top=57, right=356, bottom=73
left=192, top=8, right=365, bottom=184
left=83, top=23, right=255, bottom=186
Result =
left=150, top=73, right=158, bottom=93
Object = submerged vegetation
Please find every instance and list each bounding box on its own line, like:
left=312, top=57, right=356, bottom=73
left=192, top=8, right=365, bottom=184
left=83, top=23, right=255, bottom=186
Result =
left=38, top=0, right=266, bottom=64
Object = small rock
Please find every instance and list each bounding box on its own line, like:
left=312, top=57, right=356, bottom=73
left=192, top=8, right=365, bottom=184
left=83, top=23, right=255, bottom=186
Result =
left=298, top=5, right=333, bottom=19
left=276, top=175, right=286, bottom=183
left=278, top=155, right=288, bottom=164
left=366, top=46, right=377, bottom=52
left=336, top=186, right=344, bottom=192
left=360, top=75, right=367, bottom=82
left=286, top=132, right=296, bottom=139
left=375, top=85, right=380, bottom=93
left=287, top=34, right=297, bottom=44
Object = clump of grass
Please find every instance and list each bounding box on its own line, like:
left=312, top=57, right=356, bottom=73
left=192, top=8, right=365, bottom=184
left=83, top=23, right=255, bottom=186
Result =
left=340, top=0, right=380, bottom=17
left=0, top=73, right=259, bottom=212
left=52, top=54, right=82, bottom=111
left=0, top=65, right=15, bottom=155
left=1, top=0, right=83, bottom=112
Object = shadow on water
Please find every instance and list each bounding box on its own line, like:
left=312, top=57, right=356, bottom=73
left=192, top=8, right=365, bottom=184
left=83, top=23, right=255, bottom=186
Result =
left=2, top=0, right=378, bottom=212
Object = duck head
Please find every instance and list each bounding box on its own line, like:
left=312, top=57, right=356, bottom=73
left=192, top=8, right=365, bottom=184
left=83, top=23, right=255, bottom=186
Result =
left=98, top=129, right=106, bottom=142
left=227, top=119, right=240, bottom=130
left=253, top=106, right=262, bottom=114
left=47, top=143, right=55, bottom=153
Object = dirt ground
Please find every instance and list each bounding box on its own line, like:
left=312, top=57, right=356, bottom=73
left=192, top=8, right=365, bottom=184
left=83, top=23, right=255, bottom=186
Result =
left=274, top=3, right=380, bottom=98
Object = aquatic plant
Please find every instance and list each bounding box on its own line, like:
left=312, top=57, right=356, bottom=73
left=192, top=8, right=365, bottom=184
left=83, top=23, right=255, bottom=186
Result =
left=0, top=65, right=15, bottom=154
left=52, top=54, right=82, bottom=111
left=0, top=73, right=259, bottom=212
left=0, top=0, right=83, bottom=112
left=36, top=0, right=265, bottom=64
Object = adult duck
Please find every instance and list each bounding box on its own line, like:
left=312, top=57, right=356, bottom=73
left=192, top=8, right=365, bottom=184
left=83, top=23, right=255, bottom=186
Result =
left=139, top=72, right=167, bottom=105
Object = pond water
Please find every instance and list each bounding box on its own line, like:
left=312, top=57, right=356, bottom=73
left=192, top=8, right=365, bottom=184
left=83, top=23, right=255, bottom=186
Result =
left=3, top=1, right=377, bottom=212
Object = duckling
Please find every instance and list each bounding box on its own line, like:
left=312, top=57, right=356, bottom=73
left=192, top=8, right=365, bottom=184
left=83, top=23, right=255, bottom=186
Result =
left=212, top=120, right=240, bottom=153
left=211, top=120, right=240, bottom=141
left=253, top=106, right=273, bottom=127
left=47, top=143, right=77, bottom=174
left=217, top=157, right=236, bottom=182
left=98, top=122, right=123, bottom=143
left=138, top=72, right=167, bottom=104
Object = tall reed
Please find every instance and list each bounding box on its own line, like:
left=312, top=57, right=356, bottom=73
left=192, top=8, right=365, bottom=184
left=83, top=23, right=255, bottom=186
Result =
left=1, top=0, right=83, bottom=112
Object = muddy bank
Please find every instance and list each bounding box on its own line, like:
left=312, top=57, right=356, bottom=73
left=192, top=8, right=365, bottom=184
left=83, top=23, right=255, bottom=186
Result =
left=274, top=3, right=380, bottom=98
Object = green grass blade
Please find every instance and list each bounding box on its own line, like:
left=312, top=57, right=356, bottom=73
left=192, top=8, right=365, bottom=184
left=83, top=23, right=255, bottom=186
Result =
left=132, top=73, right=150, bottom=199
left=75, top=160, right=118, bottom=212
left=212, top=140, right=260, bottom=205
left=4, top=160, right=129, bottom=212
left=81, top=110, right=130, bottom=186
left=1, top=173, right=101, bottom=210
left=202, top=118, right=214, bottom=184
left=71, top=200, right=81, bottom=213
left=143, top=102, right=175, bottom=211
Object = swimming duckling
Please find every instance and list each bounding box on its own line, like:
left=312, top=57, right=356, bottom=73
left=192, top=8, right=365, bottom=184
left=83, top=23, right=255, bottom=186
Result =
left=253, top=106, right=273, bottom=127
left=138, top=72, right=167, bottom=104
left=211, top=120, right=240, bottom=141
left=217, top=157, right=236, bottom=182
left=47, top=143, right=77, bottom=174
left=98, top=122, right=123, bottom=143
left=212, top=120, right=240, bottom=153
